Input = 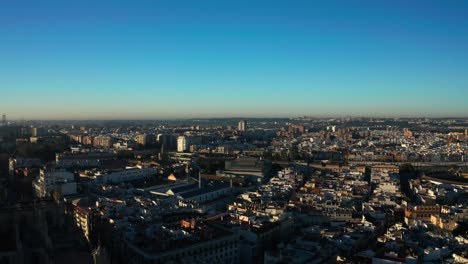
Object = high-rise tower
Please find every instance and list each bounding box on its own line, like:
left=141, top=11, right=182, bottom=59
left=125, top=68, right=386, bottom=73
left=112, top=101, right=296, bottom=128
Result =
left=238, top=120, right=247, bottom=131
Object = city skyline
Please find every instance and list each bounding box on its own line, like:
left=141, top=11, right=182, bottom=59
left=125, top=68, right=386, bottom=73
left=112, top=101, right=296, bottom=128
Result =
left=2, top=1, right=468, bottom=119
left=1, top=2, right=468, bottom=263
left=2, top=114, right=468, bottom=122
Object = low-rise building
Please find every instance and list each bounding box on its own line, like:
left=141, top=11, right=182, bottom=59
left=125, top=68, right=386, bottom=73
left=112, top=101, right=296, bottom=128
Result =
left=33, top=168, right=76, bottom=198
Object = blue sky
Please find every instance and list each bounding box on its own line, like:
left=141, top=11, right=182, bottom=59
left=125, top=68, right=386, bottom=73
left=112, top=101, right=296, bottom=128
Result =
left=1, top=0, right=467, bottom=119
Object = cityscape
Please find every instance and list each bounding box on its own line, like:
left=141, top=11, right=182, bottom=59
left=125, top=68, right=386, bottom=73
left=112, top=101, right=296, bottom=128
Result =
left=1, top=1, right=468, bottom=264
left=0, top=116, right=467, bottom=263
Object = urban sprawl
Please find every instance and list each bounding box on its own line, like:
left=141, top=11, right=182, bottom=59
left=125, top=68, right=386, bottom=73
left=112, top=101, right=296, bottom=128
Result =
left=0, top=115, right=467, bottom=264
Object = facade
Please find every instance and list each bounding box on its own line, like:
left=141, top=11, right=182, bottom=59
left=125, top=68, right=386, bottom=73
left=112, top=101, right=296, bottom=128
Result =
left=404, top=205, right=441, bottom=225
left=238, top=120, right=247, bottom=132
left=177, top=136, right=188, bottom=152
left=56, top=151, right=116, bottom=168
left=430, top=215, right=459, bottom=231
left=136, top=134, right=153, bottom=146
left=124, top=226, right=240, bottom=264
left=9, top=157, right=42, bottom=177
left=372, top=164, right=400, bottom=174
left=30, top=127, right=38, bottom=137
left=90, top=166, right=157, bottom=185
left=172, top=183, right=231, bottom=204
left=33, top=169, right=77, bottom=198
left=93, top=136, right=113, bottom=148
left=222, top=157, right=268, bottom=180
left=82, top=135, right=94, bottom=145
left=157, top=134, right=177, bottom=150
left=177, top=136, right=204, bottom=152
left=70, top=134, right=83, bottom=143
left=73, top=203, right=93, bottom=241
left=167, top=152, right=199, bottom=162
left=403, top=128, right=413, bottom=137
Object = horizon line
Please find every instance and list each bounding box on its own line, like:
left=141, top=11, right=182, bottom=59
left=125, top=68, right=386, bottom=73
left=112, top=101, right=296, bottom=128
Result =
left=4, top=115, right=468, bottom=122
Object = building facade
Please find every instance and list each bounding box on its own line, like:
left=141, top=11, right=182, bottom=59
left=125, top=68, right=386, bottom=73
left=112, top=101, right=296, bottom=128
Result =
left=33, top=169, right=76, bottom=198
left=238, top=120, right=247, bottom=132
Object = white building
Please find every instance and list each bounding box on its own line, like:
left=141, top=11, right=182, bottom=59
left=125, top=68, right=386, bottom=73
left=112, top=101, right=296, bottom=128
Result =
left=177, top=136, right=188, bottom=152
left=238, top=120, right=247, bottom=131
left=33, top=169, right=77, bottom=198
left=380, top=182, right=398, bottom=194
left=177, top=135, right=203, bottom=152
left=92, top=166, right=156, bottom=184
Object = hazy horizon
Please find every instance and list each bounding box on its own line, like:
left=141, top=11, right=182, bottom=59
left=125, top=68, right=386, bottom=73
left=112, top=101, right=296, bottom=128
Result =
left=3, top=113, right=468, bottom=122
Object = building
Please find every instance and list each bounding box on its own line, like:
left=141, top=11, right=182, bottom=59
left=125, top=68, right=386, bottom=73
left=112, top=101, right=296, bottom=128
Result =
left=83, top=165, right=156, bottom=185
left=167, top=152, right=199, bottom=163
left=136, top=134, right=153, bottom=146
left=404, top=205, right=441, bottom=225
left=55, top=151, right=117, bottom=168
left=33, top=168, right=77, bottom=198
left=177, top=136, right=189, bottom=152
left=290, top=124, right=305, bottom=134
left=168, top=181, right=231, bottom=204
left=9, top=157, right=42, bottom=177
left=430, top=215, right=459, bottom=231
left=238, top=120, right=247, bottom=132
left=371, top=164, right=399, bottom=174
left=177, top=136, right=204, bottom=152
left=82, top=135, right=94, bottom=145
left=71, top=198, right=98, bottom=242
left=69, top=134, right=83, bottom=143
left=30, top=127, right=38, bottom=137
left=123, top=221, right=240, bottom=264
left=93, top=136, right=113, bottom=148
left=403, top=128, right=413, bottom=137
left=1, top=113, right=6, bottom=126
left=157, top=134, right=177, bottom=150
left=220, top=157, right=269, bottom=181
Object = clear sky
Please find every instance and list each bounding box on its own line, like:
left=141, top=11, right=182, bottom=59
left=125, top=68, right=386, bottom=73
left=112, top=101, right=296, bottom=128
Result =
left=1, top=0, right=467, bottom=119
